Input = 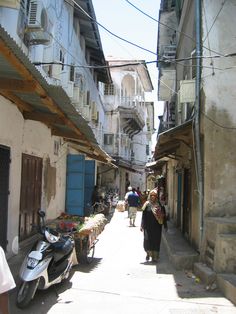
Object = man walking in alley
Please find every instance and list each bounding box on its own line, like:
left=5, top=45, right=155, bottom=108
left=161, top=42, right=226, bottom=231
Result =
left=125, top=187, right=140, bottom=227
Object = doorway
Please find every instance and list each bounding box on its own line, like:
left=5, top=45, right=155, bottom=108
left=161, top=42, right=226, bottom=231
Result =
left=0, top=146, right=10, bottom=250
left=182, top=168, right=191, bottom=238
left=19, top=154, right=42, bottom=241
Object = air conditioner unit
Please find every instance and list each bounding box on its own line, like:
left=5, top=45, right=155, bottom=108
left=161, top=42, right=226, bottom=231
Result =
left=27, top=0, right=51, bottom=45
left=28, top=0, right=46, bottom=30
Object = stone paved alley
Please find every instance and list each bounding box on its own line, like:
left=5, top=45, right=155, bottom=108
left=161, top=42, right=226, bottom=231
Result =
left=9, top=210, right=236, bottom=314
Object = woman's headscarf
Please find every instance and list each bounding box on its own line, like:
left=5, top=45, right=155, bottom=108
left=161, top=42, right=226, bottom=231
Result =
left=149, top=189, right=157, bottom=196
left=148, top=189, right=158, bottom=201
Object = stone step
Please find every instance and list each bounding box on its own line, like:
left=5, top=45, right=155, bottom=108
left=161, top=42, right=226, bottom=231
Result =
left=217, top=273, right=236, bottom=305
left=162, top=222, right=199, bottom=270
left=206, top=217, right=236, bottom=235
left=193, top=262, right=216, bottom=286
left=214, top=234, right=236, bottom=273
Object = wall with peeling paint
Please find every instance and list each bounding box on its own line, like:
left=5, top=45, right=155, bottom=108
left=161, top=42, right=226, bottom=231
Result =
left=0, top=96, right=67, bottom=255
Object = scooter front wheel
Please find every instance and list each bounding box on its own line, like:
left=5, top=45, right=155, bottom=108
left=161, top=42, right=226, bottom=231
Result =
left=16, top=279, right=39, bottom=308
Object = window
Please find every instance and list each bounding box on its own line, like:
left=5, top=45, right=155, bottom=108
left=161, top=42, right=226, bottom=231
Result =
left=70, top=65, right=75, bottom=81
left=86, top=91, right=90, bottom=106
left=54, top=140, right=59, bottom=156
left=60, top=49, right=65, bottom=71
left=104, top=84, right=115, bottom=95
left=104, top=134, right=114, bottom=145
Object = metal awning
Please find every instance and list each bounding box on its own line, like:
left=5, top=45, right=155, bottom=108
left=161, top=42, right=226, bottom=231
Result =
left=0, top=25, right=113, bottom=164
left=145, top=159, right=167, bottom=170
left=154, top=120, right=193, bottom=160
left=114, top=158, right=138, bottom=173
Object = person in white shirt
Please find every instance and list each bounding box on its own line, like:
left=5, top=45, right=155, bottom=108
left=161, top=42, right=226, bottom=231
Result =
left=0, top=246, right=16, bottom=314
left=124, top=186, right=132, bottom=217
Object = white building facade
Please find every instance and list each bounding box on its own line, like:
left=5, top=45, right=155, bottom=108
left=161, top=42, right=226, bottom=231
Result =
left=99, top=58, right=154, bottom=197
left=0, top=0, right=112, bottom=256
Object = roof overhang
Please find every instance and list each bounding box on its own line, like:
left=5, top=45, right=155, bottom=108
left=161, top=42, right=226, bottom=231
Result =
left=154, top=120, right=193, bottom=160
left=73, top=0, right=111, bottom=84
left=0, top=25, right=112, bottom=164
left=146, top=159, right=167, bottom=170
left=114, top=158, right=139, bottom=173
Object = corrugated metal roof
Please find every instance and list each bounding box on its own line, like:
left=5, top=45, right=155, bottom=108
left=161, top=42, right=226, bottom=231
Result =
left=0, top=24, right=112, bottom=163
left=154, top=120, right=193, bottom=160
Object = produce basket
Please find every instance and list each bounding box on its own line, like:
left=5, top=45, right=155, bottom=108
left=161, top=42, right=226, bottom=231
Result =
left=48, top=213, right=107, bottom=264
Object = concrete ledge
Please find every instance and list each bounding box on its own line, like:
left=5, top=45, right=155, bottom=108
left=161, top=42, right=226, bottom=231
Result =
left=162, top=221, right=199, bottom=270
left=217, top=273, right=236, bottom=305
left=194, top=262, right=216, bottom=285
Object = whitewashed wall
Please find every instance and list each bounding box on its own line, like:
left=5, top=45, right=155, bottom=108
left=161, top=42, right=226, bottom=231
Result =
left=202, top=0, right=236, bottom=216
left=0, top=97, right=67, bottom=255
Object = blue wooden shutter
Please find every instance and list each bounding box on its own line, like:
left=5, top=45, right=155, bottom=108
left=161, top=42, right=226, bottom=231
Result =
left=66, top=154, right=85, bottom=216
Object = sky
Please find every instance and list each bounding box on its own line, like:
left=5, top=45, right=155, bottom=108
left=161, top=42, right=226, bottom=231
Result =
left=92, top=0, right=164, bottom=145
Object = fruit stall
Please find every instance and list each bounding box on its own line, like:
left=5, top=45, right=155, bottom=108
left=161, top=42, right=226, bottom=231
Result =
left=47, top=213, right=107, bottom=264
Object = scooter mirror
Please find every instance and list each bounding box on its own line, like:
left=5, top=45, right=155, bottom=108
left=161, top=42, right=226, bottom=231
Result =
left=38, top=210, right=45, bottom=218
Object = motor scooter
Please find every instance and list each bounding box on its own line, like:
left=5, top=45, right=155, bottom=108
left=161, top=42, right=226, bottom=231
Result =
left=16, top=210, right=76, bottom=308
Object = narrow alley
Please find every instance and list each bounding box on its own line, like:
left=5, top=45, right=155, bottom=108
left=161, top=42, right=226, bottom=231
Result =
left=9, top=210, right=236, bottom=314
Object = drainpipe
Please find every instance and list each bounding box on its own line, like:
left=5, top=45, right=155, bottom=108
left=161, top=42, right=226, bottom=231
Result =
left=194, top=0, right=204, bottom=246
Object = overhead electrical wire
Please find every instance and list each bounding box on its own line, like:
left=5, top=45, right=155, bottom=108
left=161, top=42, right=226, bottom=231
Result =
left=124, top=0, right=225, bottom=57
left=72, top=0, right=236, bottom=132
left=200, top=110, right=236, bottom=130
left=203, top=0, right=228, bottom=44
left=30, top=0, right=236, bottom=133
left=65, top=0, right=157, bottom=56
left=202, top=1, right=215, bottom=76
left=33, top=52, right=236, bottom=69
left=31, top=0, right=236, bottom=75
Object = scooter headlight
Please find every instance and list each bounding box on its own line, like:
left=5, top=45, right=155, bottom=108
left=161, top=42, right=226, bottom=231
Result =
left=45, top=229, right=60, bottom=243
left=27, top=257, right=39, bottom=268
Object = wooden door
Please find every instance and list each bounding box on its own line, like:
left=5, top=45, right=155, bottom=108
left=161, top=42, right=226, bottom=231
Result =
left=19, top=154, right=42, bottom=241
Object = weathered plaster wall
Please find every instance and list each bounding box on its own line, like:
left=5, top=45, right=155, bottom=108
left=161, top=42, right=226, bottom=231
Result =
left=202, top=0, right=236, bottom=217
left=0, top=97, right=23, bottom=255
left=166, top=142, right=200, bottom=249
left=176, top=1, right=195, bottom=84
left=0, top=97, right=67, bottom=254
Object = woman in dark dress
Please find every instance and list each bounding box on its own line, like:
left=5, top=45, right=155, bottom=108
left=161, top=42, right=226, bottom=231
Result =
left=140, top=189, right=167, bottom=263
